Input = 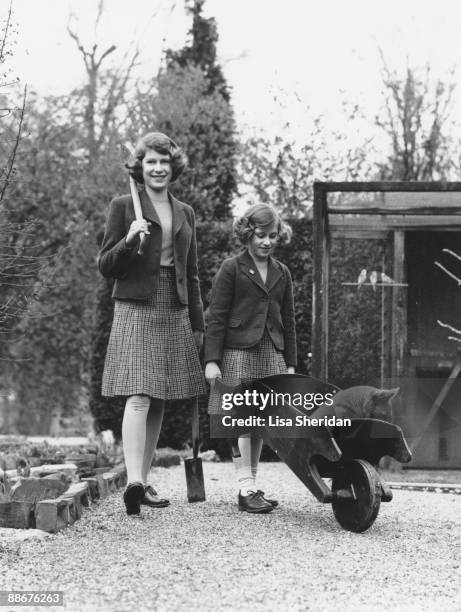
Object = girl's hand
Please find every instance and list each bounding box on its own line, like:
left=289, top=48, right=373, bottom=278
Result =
left=287, top=367, right=295, bottom=374
left=126, top=220, right=150, bottom=246
left=205, top=362, right=222, bottom=383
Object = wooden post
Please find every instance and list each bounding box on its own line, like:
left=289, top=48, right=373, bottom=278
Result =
left=391, top=231, right=407, bottom=379
left=382, top=236, right=393, bottom=383
left=312, top=183, right=329, bottom=380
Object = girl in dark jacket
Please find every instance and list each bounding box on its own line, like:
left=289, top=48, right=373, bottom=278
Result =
left=205, top=204, right=296, bottom=513
left=99, top=132, right=206, bottom=515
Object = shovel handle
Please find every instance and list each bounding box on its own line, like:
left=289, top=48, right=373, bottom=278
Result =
left=123, top=142, right=147, bottom=256
left=128, top=175, right=147, bottom=256
left=192, top=398, right=200, bottom=459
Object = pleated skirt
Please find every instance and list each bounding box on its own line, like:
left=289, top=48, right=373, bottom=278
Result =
left=208, top=331, right=287, bottom=415
left=102, top=267, right=206, bottom=400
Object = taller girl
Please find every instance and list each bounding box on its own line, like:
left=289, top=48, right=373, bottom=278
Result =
left=98, top=132, right=205, bottom=515
left=205, top=204, right=296, bottom=513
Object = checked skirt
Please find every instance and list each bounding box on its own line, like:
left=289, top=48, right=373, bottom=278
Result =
left=207, top=331, right=287, bottom=415
left=102, top=266, right=206, bottom=400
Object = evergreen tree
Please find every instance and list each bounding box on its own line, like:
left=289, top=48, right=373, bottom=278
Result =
left=165, top=0, right=230, bottom=101
left=161, top=0, right=237, bottom=221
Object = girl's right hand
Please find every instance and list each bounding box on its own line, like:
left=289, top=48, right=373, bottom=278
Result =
left=205, top=362, right=222, bottom=383
left=126, top=220, right=150, bottom=247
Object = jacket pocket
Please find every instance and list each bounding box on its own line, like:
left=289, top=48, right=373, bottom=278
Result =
left=227, top=318, right=241, bottom=328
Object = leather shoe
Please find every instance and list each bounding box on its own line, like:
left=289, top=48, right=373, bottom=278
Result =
left=123, top=481, right=145, bottom=515
left=141, top=485, right=170, bottom=508
left=257, top=490, right=279, bottom=508
left=238, top=490, right=273, bottom=513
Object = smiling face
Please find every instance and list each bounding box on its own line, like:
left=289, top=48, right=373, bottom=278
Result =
left=247, top=222, right=279, bottom=261
left=141, top=149, right=172, bottom=193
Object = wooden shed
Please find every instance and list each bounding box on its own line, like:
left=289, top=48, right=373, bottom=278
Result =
left=312, top=182, right=461, bottom=468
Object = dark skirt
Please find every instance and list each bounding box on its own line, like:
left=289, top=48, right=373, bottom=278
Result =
left=208, top=331, right=287, bottom=415
left=102, top=267, right=206, bottom=400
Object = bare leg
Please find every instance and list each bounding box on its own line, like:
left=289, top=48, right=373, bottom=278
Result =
left=122, top=395, right=150, bottom=483
left=141, top=398, right=165, bottom=484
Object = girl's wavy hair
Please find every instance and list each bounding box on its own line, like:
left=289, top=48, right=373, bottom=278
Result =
left=233, top=203, right=292, bottom=246
left=126, top=132, right=187, bottom=184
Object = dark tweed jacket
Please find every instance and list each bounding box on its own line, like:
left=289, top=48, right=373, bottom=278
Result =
left=204, top=250, right=297, bottom=367
left=98, top=189, right=204, bottom=331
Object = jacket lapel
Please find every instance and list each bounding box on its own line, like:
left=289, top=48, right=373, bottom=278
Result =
left=238, top=250, right=267, bottom=294
left=265, top=256, right=283, bottom=292
left=239, top=251, right=284, bottom=293
left=139, top=189, right=161, bottom=226
left=139, top=190, right=186, bottom=236
left=170, top=193, right=186, bottom=236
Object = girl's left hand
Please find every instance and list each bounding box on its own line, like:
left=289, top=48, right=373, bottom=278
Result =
left=193, top=330, right=204, bottom=350
left=287, top=367, right=295, bottom=374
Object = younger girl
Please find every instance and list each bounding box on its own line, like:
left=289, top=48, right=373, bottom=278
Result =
left=205, top=204, right=296, bottom=513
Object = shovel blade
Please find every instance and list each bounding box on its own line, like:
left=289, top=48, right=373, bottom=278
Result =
left=184, top=457, right=206, bottom=502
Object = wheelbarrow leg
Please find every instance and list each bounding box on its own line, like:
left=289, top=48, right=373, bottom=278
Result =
left=264, top=436, right=340, bottom=503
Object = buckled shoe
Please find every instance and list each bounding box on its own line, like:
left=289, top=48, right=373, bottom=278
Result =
left=238, top=490, right=274, bottom=513
left=141, top=485, right=170, bottom=508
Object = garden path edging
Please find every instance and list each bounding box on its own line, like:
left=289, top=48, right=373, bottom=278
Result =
left=0, top=464, right=127, bottom=533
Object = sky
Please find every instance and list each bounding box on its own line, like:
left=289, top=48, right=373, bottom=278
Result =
left=6, top=0, right=461, bottom=141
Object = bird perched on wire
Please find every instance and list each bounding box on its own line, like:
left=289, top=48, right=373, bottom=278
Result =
left=380, top=272, right=394, bottom=284
left=357, top=268, right=367, bottom=290
left=369, top=270, right=378, bottom=292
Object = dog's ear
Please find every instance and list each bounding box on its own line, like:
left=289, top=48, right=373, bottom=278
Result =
left=371, top=387, right=400, bottom=403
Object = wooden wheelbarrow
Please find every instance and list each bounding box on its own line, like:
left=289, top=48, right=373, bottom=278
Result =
left=214, top=374, right=412, bottom=532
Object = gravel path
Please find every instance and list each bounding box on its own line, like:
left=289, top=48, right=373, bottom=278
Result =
left=1, top=462, right=460, bottom=612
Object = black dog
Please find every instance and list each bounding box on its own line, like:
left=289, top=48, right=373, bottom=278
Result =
left=314, top=386, right=400, bottom=422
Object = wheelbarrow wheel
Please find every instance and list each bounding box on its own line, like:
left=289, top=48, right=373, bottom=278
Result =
left=331, top=459, right=381, bottom=533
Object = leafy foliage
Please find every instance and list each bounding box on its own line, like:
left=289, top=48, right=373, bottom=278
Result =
left=129, top=64, right=237, bottom=221
left=328, top=238, right=386, bottom=388
left=240, top=103, right=375, bottom=218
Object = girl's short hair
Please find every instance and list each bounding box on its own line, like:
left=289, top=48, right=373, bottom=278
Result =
left=126, top=132, right=187, bottom=184
left=233, top=203, right=292, bottom=245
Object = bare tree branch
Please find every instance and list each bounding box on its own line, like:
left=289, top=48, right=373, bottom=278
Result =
left=0, top=0, right=12, bottom=63
left=437, top=320, right=461, bottom=335
left=443, top=248, right=461, bottom=262
left=434, top=260, right=461, bottom=285
left=0, top=84, right=26, bottom=201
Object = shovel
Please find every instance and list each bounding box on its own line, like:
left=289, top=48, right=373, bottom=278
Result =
left=122, top=142, right=148, bottom=255
left=184, top=398, right=206, bottom=502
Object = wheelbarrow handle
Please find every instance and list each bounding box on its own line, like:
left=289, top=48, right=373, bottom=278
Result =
left=213, top=378, right=239, bottom=394
left=212, top=377, right=256, bottom=394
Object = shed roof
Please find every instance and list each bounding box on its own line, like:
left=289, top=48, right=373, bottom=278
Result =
left=316, top=182, right=461, bottom=238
